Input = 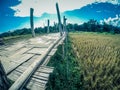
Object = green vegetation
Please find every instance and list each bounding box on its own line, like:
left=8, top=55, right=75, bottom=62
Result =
left=1, top=19, right=120, bottom=39
left=70, top=32, right=120, bottom=90
left=46, top=38, right=83, bottom=90
left=0, top=18, right=119, bottom=89
left=0, top=33, right=47, bottom=45
left=67, top=19, right=120, bottom=34
left=2, top=34, right=32, bottom=45
left=47, top=32, right=120, bottom=90
left=0, top=26, right=57, bottom=38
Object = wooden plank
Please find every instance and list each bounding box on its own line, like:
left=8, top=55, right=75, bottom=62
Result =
left=25, top=45, right=48, bottom=48
left=7, top=70, right=21, bottom=81
left=32, top=75, right=48, bottom=81
left=13, top=55, right=42, bottom=75
left=42, top=56, right=51, bottom=66
left=48, top=49, right=57, bottom=56
left=5, top=42, right=24, bottom=51
left=27, top=48, right=47, bottom=55
left=6, top=54, right=34, bottom=75
left=0, top=50, right=15, bottom=57
left=10, top=48, right=30, bottom=58
left=31, top=78, right=47, bottom=84
left=26, top=81, right=46, bottom=90
left=37, top=69, right=53, bottom=74
left=40, top=66, right=54, bottom=70
left=37, top=66, right=54, bottom=73
left=21, top=55, right=41, bottom=67
left=15, top=66, right=27, bottom=73
left=29, top=80, right=46, bottom=87
left=34, top=72, right=49, bottom=78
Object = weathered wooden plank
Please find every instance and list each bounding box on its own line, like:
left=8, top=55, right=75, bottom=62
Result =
left=5, top=42, right=25, bottom=51
left=32, top=75, right=48, bottom=81
left=31, top=78, right=47, bottom=84
left=37, top=66, right=54, bottom=73
left=40, top=66, right=54, bottom=70
left=48, top=48, right=57, bottom=56
left=25, top=45, right=48, bottom=48
left=15, top=66, right=27, bottom=72
left=10, top=48, right=30, bottom=58
left=29, top=80, right=46, bottom=87
left=7, top=70, right=21, bottom=81
left=42, top=56, right=51, bottom=66
left=34, top=72, right=49, bottom=78
left=6, top=54, right=34, bottom=75
left=13, top=55, right=42, bottom=75
left=36, top=69, right=53, bottom=74
left=26, top=81, right=46, bottom=90
left=21, top=55, right=41, bottom=68
left=27, top=48, right=47, bottom=55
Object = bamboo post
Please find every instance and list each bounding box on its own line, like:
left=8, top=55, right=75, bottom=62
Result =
left=56, top=3, right=62, bottom=36
left=64, top=16, right=68, bottom=80
left=62, top=16, right=67, bottom=59
left=0, top=61, right=10, bottom=89
left=54, top=22, right=57, bottom=32
left=47, top=19, right=50, bottom=33
left=62, top=43, right=65, bottom=59
left=0, top=38, right=4, bottom=45
left=63, top=16, right=67, bottom=34
left=30, top=8, right=35, bottom=37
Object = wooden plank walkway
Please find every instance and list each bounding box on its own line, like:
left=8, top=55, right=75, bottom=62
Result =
left=26, top=66, right=54, bottom=90
left=0, top=33, right=65, bottom=90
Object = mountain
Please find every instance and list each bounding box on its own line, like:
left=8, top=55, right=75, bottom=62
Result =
left=40, top=2, right=120, bottom=25
left=38, top=2, right=120, bottom=25
left=64, top=2, right=120, bottom=22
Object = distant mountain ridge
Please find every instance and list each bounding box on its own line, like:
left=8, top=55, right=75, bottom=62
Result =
left=63, top=2, right=120, bottom=22
left=39, top=2, right=120, bottom=24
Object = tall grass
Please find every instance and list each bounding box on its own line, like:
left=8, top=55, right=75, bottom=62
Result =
left=70, top=32, right=120, bottom=90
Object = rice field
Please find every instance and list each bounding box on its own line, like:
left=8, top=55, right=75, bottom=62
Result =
left=70, top=32, right=120, bottom=90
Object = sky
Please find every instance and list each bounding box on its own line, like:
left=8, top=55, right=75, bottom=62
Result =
left=0, top=0, right=119, bottom=33
left=11, top=0, right=96, bottom=17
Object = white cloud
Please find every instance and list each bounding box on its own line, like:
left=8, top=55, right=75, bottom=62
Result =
left=100, top=15, right=120, bottom=27
left=11, top=0, right=97, bottom=17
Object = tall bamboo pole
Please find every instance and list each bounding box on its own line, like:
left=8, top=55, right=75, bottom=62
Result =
left=47, top=19, right=50, bottom=33
left=30, top=8, right=35, bottom=37
left=56, top=3, right=62, bottom=36
left=63, top=16, right=67, bottom=33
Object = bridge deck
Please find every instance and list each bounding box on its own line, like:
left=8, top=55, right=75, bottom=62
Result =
left=0, top=33, right=65, bottom=90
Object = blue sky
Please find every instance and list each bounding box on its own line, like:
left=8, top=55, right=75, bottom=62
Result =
left=0, top=0, right=119, bottom=33
left=11, top=0, right=97, bottom=17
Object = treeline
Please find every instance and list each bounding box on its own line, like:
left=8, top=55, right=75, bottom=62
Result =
left=67, top=19, right=120, bottom=34
left=1, top=19, right=120, bottom=38
left=0, top=26, right=57, bottom=38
